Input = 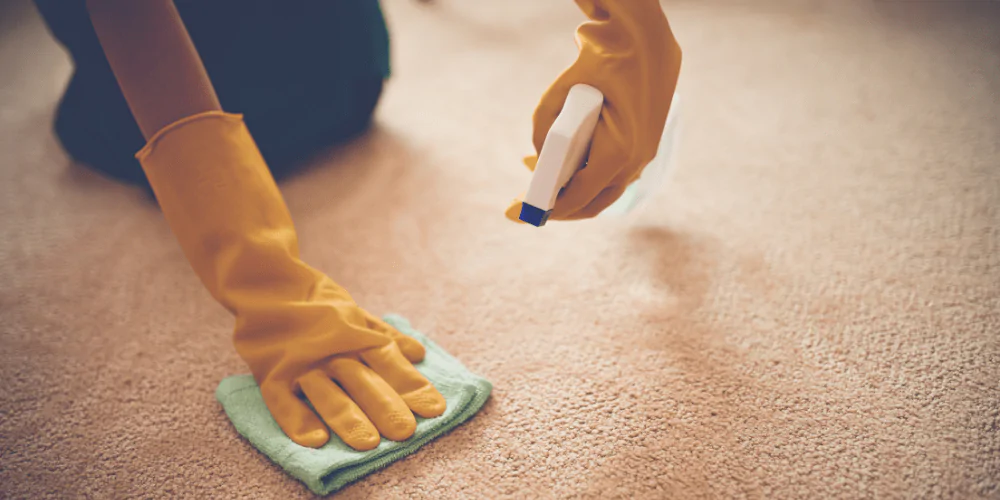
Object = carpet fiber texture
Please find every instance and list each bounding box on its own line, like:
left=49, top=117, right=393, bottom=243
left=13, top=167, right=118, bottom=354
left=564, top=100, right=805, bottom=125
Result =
left=1, top=0, right=998, bottom=498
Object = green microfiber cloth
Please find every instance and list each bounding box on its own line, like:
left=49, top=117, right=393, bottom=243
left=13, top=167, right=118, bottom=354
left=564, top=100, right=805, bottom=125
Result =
left=215, top=314, right=492, bottom=496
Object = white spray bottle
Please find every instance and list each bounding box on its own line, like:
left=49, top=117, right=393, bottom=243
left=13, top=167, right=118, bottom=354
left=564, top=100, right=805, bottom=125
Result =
left=518, top=83, right=681, bottom=226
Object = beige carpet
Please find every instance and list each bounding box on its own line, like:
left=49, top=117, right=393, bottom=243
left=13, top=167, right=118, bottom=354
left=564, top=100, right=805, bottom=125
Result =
left=2, top=0, right=999, bottom=498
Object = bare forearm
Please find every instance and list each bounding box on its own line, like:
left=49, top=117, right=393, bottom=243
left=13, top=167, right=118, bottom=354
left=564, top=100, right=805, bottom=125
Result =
left=85, top=0, right=221, bottom=139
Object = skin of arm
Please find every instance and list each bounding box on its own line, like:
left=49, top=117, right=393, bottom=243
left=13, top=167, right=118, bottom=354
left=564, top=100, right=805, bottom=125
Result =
left=84, top=0, right=221, bottom=140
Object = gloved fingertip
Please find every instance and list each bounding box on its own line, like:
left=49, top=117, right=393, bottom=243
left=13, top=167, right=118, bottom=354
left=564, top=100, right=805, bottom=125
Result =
left=348, top=433, right=381, bottom=452
left=402, top=385, right=447, bottom=419
left=342, top=422, right=381, bottom=451
left=263, top=382, right=332, bottom=448
left=379, top=410, right=418, bottom=442
left=396, top=335, right=426, bottom=363
left=293, top=428, right=330, bottom=449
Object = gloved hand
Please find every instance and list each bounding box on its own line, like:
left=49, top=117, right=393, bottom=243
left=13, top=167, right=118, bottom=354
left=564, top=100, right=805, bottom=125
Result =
left=506, top=0, right=682, bottom=222
left=136, top=111, right=446, bottom=451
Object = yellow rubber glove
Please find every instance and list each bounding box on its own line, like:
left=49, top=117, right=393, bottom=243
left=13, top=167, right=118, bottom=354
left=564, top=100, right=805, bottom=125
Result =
left=136, top=111, right=446, bottom=451
left=506, top=0, right=682, bottom=222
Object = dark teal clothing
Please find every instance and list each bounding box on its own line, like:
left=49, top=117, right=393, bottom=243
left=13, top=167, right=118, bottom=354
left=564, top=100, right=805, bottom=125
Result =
left=33, top=0, right=391, bottom=190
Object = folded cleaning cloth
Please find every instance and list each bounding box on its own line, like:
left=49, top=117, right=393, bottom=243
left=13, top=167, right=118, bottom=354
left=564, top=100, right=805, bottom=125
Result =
left=215, top=314, right=492, bottom=496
